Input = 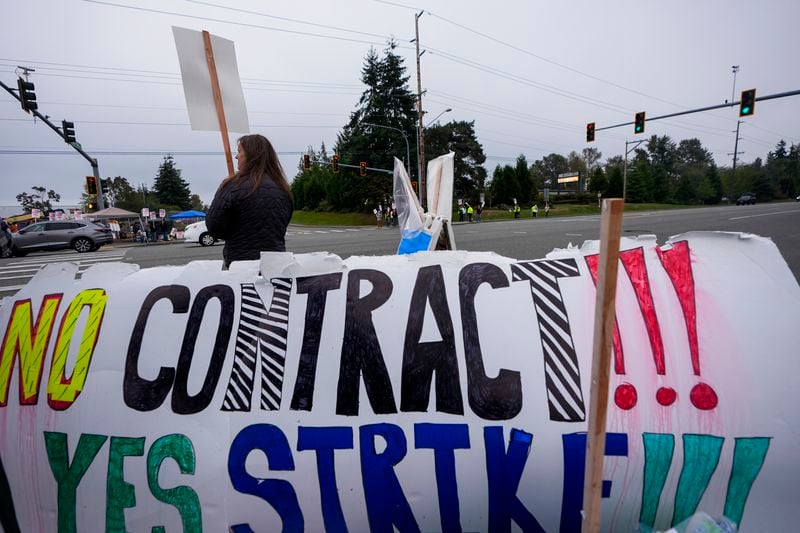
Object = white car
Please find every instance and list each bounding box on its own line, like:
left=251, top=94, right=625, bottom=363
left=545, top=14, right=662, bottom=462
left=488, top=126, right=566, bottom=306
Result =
left=183, top=221, right=217, bottom=246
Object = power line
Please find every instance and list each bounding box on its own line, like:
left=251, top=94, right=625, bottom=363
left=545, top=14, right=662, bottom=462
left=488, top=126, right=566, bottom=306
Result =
left=181, top=0, right=399, bottom=41
left=0, top=117, right=341, bottom=128
left=0, top=59, right=361, bottom=89
left=79, top=0, right=413, bottom=49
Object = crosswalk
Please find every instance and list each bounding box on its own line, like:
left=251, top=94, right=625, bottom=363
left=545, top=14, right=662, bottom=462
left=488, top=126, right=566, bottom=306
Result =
left=0, top=249, right=128, bottom=298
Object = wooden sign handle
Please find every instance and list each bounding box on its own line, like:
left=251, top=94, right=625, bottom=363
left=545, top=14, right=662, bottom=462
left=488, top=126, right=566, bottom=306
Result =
left=202, top=30, right=235, bottom=177
left=581, top=198, right=624, bottom=533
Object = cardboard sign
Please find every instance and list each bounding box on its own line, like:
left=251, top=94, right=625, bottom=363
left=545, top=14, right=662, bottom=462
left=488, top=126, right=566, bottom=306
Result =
left=159, top=209, right=166, bottom=219
left=31, top=208, right=41, bottom=219
left=141, top=208, right=150, bottom=218
left=172, top=26, right=250, bottom=134
left=0, top=233, right=798, bottom=532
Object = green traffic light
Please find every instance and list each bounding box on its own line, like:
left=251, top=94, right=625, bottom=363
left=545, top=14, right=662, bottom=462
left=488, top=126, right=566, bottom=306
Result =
left=741, top=106, right=750, bottom=115
left=635, top=126, right=642, bottom=132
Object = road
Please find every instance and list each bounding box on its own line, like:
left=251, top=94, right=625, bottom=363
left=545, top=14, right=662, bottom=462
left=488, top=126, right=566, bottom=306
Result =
left=1, top=202, right=798, bottom=299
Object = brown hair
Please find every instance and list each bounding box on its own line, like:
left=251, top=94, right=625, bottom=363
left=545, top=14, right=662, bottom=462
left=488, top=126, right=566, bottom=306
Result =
left=220, top=134, right=292, bottom=199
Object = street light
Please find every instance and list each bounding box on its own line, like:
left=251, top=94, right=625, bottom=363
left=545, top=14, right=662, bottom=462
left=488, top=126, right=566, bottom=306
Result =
left=425, top=107, right=452, bottom=128
left=362, top=122, right=411, bottom=176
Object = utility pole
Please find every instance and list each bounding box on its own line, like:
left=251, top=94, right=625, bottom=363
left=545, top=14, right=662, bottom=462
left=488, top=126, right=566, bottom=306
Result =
left=1, top=75, right=105, bottom=210
left=729, top=120, right=744, bottom=182
left=414, top=10, right=426, bottom=208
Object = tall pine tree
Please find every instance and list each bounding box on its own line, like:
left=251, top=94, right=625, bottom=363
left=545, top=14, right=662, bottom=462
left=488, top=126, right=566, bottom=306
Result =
left=153, top=155, right=192, bottom=211
left=335, top=42, right=418, bottom=210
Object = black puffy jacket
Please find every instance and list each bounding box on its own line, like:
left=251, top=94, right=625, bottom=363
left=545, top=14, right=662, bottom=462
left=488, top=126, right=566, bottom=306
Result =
left=206, top=175, right=293, bottom=266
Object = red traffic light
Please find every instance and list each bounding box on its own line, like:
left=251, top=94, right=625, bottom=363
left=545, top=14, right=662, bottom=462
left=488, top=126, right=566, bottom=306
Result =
left=303, top=154, right=311, bottom=170
left=359, top=161, right=367, bottom=176
left=86, top=176, right=98, bottom=195
left=332, top=154, right=340, bottom=173
left=586, top=122, right=595, bottom=143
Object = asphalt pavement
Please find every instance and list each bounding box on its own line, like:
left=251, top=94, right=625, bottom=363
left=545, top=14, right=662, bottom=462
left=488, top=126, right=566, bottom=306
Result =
left=1, top=201, right=798, bottom=299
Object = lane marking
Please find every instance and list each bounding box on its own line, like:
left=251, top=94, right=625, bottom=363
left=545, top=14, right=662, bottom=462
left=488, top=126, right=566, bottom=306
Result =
left=729, top=209, right=800, bottom=220
left=566, top=233, right=583, bottom=236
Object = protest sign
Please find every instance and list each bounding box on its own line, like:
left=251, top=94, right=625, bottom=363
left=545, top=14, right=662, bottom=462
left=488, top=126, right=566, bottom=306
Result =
left=0, top=233, right=797, bottom=532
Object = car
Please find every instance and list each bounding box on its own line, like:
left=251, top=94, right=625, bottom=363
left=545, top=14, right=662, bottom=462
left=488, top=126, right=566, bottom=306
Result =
left=736, top=192, right=757, bottom=205
left=11, top=220, right=113, bottom=256
left=796, top=195, right=800, bottom=202
left=183, top=220, right=217, bottom=246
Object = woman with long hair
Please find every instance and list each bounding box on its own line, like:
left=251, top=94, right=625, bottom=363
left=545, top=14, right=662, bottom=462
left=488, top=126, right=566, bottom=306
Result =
left=206, top=134, right=293, bottom=267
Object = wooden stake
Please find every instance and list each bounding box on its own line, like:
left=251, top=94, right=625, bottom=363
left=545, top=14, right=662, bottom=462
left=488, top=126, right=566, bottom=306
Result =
left=581, top=198, right=625, bottom=533
left=202, top=30, right=235, bottom=177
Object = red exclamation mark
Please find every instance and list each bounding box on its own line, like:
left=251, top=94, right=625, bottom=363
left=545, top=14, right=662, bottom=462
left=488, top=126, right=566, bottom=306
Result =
left=619, top=247, right=677, bottom=407
left=585, top=254, right=638, bottom=410
left=656, top=241, right=718, bottom=410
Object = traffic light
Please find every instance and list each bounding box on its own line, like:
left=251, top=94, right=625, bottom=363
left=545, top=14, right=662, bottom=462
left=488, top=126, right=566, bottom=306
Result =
left=634, top=111, right=645, bottom=134
left=86, top=201, right=96, bottom=212
left=101, top=178, right=110, bottom=195
left=586, top=122, right=595, bottom=143
left=332, top=154, right=340, bottom=173
left=359, top=161, right=367, bottom=176
left=16, top=78, right=37, bottom=113
left=86, top=176, right=98, bottom=195
left=62, top=121, right=76, bottom=144
left=303, top=154, right=311, bottom=170
left=739, top=88, right=756, bottom=117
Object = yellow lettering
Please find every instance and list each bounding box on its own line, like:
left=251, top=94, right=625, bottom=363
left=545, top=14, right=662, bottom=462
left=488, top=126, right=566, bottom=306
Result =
left=0, top=295, right=62, bottom=406
left=47, top=289, right=108, bottom=410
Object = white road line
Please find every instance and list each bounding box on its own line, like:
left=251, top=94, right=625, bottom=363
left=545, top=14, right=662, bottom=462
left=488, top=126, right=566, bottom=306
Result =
left=11, top=252, right=125, bottom=264
left=0, top=267, right=93, bottom=282
left=566, top=233, right=583, bottom=236
left=0, top=284, right=27, bottom=294
left=728, top=209, right=800, bottom=220
left=513, top=231, right=527, bottom=234
left=5, top=256, right=126, bottom=268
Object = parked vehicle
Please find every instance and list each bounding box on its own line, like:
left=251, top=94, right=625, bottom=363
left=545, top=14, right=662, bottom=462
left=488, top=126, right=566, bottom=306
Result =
left=11, top=220, right=113, bottom=256
left=183, top=221, right=216, bottom=246
left=736, top=192, right=757, bottom=205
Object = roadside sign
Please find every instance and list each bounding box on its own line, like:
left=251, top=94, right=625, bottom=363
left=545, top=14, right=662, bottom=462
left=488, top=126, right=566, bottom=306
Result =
left=543, top=188, right=550, bottom=201
left=31, top=208, right=41, bottom=219
left=159, top=209, right=166, bottom=218
left=142, top=208, right=150, bottom=218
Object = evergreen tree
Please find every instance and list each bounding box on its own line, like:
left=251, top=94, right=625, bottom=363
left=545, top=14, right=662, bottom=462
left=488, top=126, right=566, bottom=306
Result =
left=589, top=167, right=607, bottom=196
left=606, top=166, right=624, bottom=198
left=153, top=155, right=192, bottom=210
left=674, top=174, right=696, bottom=204
left=514, top=154, right=531, bottom=203
left=704, top=163, right=723, bottom=204
left=335, top=42, right=418, bottom=210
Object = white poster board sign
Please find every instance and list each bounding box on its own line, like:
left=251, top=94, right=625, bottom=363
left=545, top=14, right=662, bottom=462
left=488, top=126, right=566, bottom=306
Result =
left=172, top=26, right=250, bottom=134
left=159, top=209, right=166, bottom=219
left=31, top=208, right=41, bottom=219
left=0, top=233, right=798, bottom=532
left=141, top=208, right=150, bottom=218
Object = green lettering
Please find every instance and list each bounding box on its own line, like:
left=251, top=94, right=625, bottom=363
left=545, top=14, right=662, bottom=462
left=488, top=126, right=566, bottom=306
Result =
left=147, top=434, right=202, bottom=532
left=106, top=436, right=145, bottom=532
left=44, top=432, right=107, bottom=533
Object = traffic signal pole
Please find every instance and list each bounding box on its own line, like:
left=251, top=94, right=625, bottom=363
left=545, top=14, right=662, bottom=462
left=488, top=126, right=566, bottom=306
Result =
left=0, top=78, right=105, bottom=210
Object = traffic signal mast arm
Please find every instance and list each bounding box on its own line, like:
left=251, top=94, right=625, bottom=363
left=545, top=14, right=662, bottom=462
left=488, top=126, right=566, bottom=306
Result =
left=0, top=79, right=96, bottom=166
left=305, top=158, right=393, bottom=175
left=1, top=77, right=106, bottom=210
left=594, top=88, right=800, bottom=132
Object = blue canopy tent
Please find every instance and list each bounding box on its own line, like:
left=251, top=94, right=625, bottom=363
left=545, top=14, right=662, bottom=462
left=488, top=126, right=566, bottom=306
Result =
left=169, top=210, right=206, bottom=219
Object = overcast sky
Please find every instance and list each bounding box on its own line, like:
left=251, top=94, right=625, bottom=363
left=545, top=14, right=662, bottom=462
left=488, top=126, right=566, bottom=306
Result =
left=1, top=0, right=798, bottom=207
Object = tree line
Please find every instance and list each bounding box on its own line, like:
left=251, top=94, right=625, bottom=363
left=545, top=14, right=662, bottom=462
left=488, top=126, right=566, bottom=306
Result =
left=292, top=41, right=799, bottom=211
left=15, top=155, right=206, bottom=216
